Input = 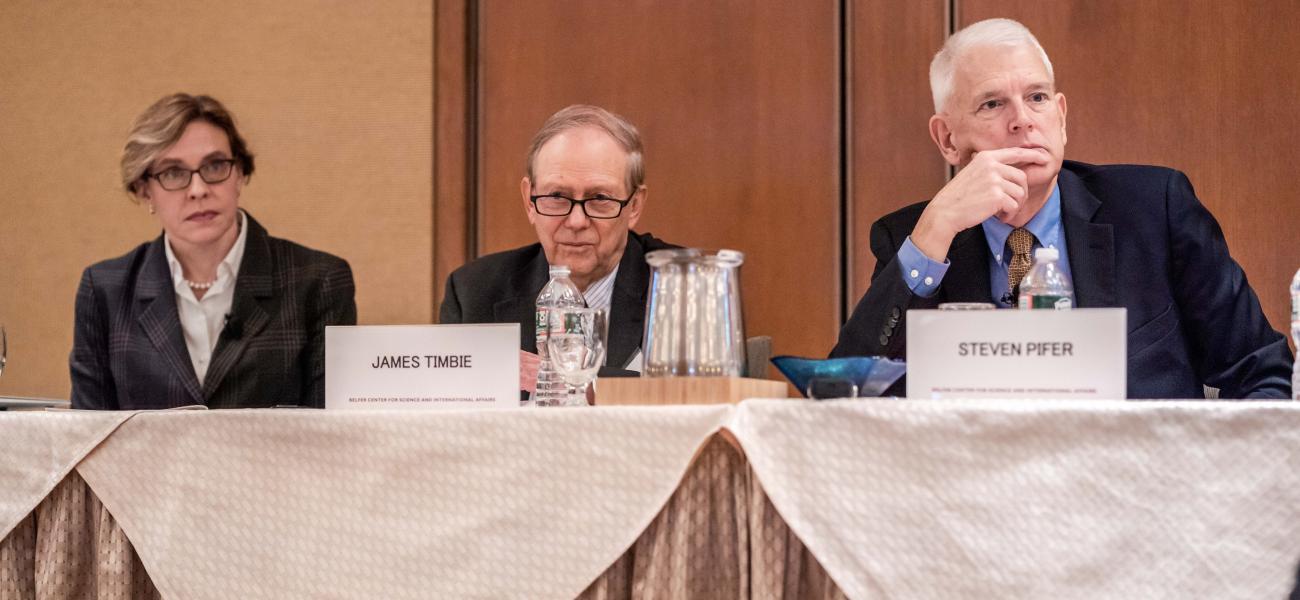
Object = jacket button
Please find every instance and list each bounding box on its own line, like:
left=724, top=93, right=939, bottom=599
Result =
left=887, top=315, right=899, bottom=327
left=891, top=306, right=901, bottom=319
left=882, top=325, right=894, bottom=337
left=879, top=334, right=889, bottom=346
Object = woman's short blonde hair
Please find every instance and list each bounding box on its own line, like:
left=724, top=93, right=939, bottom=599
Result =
left=120, top=93, right=255, bottom=198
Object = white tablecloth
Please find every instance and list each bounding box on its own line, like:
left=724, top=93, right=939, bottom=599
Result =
left=0, top=410, right=131, bottom=539
left=737, top=399, right=1300, bottom=599
left=3, top=400, right=1300, bottom=599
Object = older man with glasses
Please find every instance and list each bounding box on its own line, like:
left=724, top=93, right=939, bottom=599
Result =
left=440, top=105, right=676, bottom=393
left=831, top=19, right=1292, bottom=399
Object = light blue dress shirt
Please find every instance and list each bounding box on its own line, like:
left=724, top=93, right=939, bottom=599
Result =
left=896, top=183, right=1073, bottom=307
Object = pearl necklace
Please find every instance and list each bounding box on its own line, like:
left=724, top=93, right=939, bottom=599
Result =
left=185, top=278, right=217, bottom=290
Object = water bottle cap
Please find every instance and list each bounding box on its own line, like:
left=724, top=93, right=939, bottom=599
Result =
left=1034, top=247, right=1059, bottom=261
left=548, top=265, right=571, bottom=276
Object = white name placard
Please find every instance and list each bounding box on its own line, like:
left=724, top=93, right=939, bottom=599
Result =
left=906, top=308, right=1126, bottom=400
left=326, top=324, right=519, bottom=410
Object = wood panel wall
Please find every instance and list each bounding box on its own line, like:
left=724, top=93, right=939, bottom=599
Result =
left=439, top=0, right=1297, bottom=365
left=4, top=1, right=1292, bottom=400
left=848, top=0, right=949, bottom=302
left=434, top=1, right=474, bottom=304
left=437, top=0, right=844, bottom=365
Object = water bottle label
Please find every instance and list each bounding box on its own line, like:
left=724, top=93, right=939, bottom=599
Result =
left=563, top=312, right=582, bottom=333
left=1019, top=294, right=1072, bottom=310
left=535, top=309, right=549, bottom=360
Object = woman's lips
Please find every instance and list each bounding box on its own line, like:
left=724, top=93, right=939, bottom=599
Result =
left=187, top=210, right=219, bottom=222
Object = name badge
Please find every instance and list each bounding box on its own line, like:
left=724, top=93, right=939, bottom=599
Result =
left=906, top=308, right=1126, bottom=399
left=326, top=324, right=519, bottom=410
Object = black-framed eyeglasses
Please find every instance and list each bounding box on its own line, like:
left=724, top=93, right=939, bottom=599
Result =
left=529, top=190, right=635, bottom=219
left=147, top=159, right=236, bottom=191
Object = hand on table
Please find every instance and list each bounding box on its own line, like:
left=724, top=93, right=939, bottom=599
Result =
left=519, top=349, right=595, bottom=405
left=519, top=350, right=540, bottom=393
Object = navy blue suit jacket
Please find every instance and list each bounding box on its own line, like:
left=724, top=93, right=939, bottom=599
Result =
left=832, top=161, right=1293, bottom=399
left=70, top=213, right=357, bottom=409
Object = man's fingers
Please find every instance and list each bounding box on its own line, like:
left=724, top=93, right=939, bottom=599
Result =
left=983, top=146, right=1052, bottom=166
left=993, top=162, right=1029, bottom=196
left=999, top=177, right=1027, bottom=202
left=994, top=194, right=1021, bottom=224
left=1001, top=194, right=1021, bottom=216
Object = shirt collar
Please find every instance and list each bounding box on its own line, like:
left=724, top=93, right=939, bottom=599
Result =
left=582, top=264, right=620, bottom=311
left=981, top=183, right=1062, bottom=264
left=164, top=210, right=249, bottom=292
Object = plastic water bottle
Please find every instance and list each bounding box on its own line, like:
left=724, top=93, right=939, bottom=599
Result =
left=534, top=265, right=584, bottom=406
left=1291, top=267, right=1299, bottom=400
left=1018, top=247, right=1074, bottom=310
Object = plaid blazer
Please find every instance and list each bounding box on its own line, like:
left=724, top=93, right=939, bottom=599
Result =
left=70, top=213, right=356, bottom=409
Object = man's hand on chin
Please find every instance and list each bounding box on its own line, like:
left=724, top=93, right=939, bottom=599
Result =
left=912, top=146, right=1049, bottom=261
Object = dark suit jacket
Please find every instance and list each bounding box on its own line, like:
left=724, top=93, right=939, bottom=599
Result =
left=439, top=231, right=675, bottom=371
left=832, top=161, right=1293, bottom=399
left=70, top=213, right=357, bottom=409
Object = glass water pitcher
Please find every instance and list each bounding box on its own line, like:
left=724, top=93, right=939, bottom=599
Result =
left=642, top=248, right=746, bottom=377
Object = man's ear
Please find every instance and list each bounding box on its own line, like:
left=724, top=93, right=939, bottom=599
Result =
left=625, top=185, right=646, bottom=229
left=521, top=177, right=536, bottom=225
left=929, top=114, right=962, bottom=167
left=1057, top=92, right=1068, bottom=146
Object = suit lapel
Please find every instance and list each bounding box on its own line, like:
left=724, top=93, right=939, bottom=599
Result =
left=943, top=226, right=993, bottom=302
left=607, top=234, right=649, bottom=369
left=491, top=233, right=649, bottom=366
left=1058, top=169, right=1117, bottom=308
left=135, top=238, right=205, bottom=404
left=494, top=251, right=549, bottom=353
left=204, top=216, right=274, bottom=399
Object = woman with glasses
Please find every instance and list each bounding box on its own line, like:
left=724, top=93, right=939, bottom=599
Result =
left=70, top=93, right=356, bottom=409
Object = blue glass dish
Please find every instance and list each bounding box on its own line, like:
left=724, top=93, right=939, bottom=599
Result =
left=770, top=355, right=907, bottom=399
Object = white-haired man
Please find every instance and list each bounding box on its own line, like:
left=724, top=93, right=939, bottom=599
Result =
left=441, top=105, right=675, bottom=392
left=832, top=18, right=1292, bottom=398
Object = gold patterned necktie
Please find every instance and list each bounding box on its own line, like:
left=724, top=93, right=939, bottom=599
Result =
left=1006, top=227, right=1035, bottom=300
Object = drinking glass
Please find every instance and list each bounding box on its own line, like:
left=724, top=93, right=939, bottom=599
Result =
left=546, top=307, right=608, bottom=406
